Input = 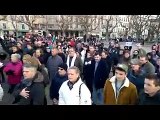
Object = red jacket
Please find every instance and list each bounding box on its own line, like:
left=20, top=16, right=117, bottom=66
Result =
left=4, top=61, right=23, bottom=84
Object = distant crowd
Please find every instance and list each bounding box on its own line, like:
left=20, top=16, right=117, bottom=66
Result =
left=0, top=33, right=160, bottom=105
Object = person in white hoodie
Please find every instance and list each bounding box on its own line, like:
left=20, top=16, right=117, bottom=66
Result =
left=58, top=66, right=92, bottom=105
left=0, top=84, right=4, bottom=101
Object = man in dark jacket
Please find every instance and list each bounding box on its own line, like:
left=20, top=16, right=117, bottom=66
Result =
left=13, top=57, right=46, bottom=105
left=138, top=74, right=160, bottom=105
left=90, top=52, right=109, bottom=105
left=50, top=63, right=68, bottom=105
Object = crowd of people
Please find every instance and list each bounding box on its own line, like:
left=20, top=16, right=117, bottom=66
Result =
left=0, top=33, right=160, bottom=105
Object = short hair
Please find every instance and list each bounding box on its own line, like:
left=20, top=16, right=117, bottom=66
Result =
left=145, top=74, right=160, bottom=87
left=23, top=63, right=37, bottom=72
left=68, top=47, right=76, bottom=52
left=68, top=66, right=80, bottom=75
left=11, top=53, right=21, bottom=59
left=94, top=51, right=102, bottom=56
left=52, top=47, right=58, bottom=51
left=139, top=55, right=148, bottom=60
left=102, top=50, right=109, bottom=56
left=36, top=48, right=44, bottom=55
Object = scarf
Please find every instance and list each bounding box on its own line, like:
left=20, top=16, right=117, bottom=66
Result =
left=67, top=53, right=76, bottom=68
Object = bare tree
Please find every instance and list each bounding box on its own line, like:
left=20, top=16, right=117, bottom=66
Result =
left=17, top=15, right=44, bottom=33
left=119, top=15, right=132, bottom=38
left=55, top=15, right=73, bottom=37
left=152, top=15, right=160, bottom=41
left=129, top=15, right=151, bottom=40
left=0, top=15, right=7, bottom=21
left=10, top=15, right=19, bottom=37
left=101, top=15, right=120, bottom=41
left=76, top=15, right=101, bottom=40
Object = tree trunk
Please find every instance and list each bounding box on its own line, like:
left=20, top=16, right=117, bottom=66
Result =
left=136, top=31, right=141, bottom=41
left=62, top=30, right=65, bottom=37
left=15, top=30, right=18, bottom=37
left=156, top=33, right=159, bottom=42
left=105, top=32, right=110, bottom=42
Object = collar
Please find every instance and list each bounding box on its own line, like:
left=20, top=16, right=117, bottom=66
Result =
left=109, top=76, right=130, bottom=87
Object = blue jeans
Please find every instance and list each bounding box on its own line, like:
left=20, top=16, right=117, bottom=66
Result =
left=92, top=85, right=104, bottom=105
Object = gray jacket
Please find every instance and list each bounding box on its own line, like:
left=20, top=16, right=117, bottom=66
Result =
left=47, top=55, right=63, bottom=81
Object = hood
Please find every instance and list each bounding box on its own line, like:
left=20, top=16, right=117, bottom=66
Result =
left=33, top=71, right=44, bottom=82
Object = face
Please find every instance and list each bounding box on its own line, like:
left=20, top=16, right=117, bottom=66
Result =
left=94, top=55, right=101, bottom=62
left=58, top=67, right=67, bottom=76
left=110, top=42, right=114, bottom=47
left=11, top=55, right=18, bottom=63
left=101, top=52, right=107, bottom=58
left=115, top=69, right=126, bottom=81
left=131, top=64, right=140, bottom=71
left=139, top=57, right=147, bottom=65
left=17, top=43, right=21, bottom=48
left=89, top=46, right=95, bottom=52
left=35, top=49, right=41, bottom=57
left=124, top=53, right=130, bottom=58
left=12, top=46, right=18, bottom=52
left=68, top=48, right=75, bottom=57
left=23, top=67, right=36, bottom=79
left=58, top=48, right=62, bottom=53
left=115, top=44, right=119, bottom=47
left=51, top=49, right=58, bottom=56
left=67, top=69, right=79, bottom=82
left=46, top=48, right=51, bottom=53
left=27, top=45, right=32, bottom=49
left=144, top=78, right=160, bottom=96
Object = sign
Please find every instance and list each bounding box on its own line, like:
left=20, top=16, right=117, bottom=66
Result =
left=125, top=42, right=132, bottom=46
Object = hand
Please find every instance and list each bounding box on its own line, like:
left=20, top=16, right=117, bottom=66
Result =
left=20, top=87, right=30, bottom=99
left=53, top=98, right=58, bottom=105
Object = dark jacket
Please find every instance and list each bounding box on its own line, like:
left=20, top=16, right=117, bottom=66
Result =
left=127, top=70, right=145, bottom=94
left=138, top=91, right=160, bottom=105
left=13, top=72, right=46, bottom=105
left=50, top=73, right=68, bottom=100
left=83, top=57, right=93, bottom=92
left=91, top=59, right=109, bottom=89
left=102, top=56, right=112, bottom=73
left=58, top=53, right=66, bottom=63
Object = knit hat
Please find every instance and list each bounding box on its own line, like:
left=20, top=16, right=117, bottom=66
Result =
left=58, top=63, right=68, bottom=71
left=116, top=64, right=128, bottom=73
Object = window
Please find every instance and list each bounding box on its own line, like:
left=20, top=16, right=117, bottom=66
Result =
left=2, top=23, right=6, bottom=29
left=22, top=24, right=25, bottom=29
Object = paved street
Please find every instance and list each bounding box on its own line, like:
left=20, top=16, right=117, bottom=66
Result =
left=0, top=42, right=152, bottom=105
